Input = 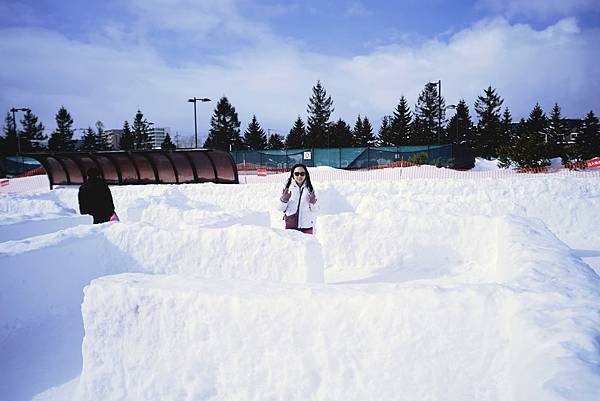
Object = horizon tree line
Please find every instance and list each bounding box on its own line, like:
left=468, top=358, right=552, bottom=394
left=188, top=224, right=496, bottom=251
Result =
left=2, top=81, right=599, bottom=168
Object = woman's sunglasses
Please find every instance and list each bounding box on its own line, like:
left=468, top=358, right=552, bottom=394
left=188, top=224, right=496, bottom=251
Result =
left=294, top=171, right=306, bottom=177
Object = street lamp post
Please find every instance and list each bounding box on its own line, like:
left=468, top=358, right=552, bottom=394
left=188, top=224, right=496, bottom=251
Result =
left=10, top=107, right=30, bottom=174
left=187, top=97, right=211, bottom=149
left=10, top=107, right=31, bottom=156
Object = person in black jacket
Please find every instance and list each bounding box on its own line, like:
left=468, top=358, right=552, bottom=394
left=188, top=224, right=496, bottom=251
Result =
left=78, top=167, right=115, bottom=224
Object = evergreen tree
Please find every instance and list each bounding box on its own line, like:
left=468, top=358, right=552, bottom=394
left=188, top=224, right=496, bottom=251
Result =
left=132, top=110, right=151, bottom=150
left=389, top=96, right=413, bottom=145
left=266, top=133, right=285, bottom=150
left=1, top=112, right=17, bottom=155
left=48, top=106, right=74, bottom=151
left=330, top=118, right=354, bottom=148
left=415, top=83, right=445, bottom=145
left=499, top=105, right=549, bottom=168
left=446, top=100, right=474, bottom=146
left=161, top=133, right=176, bottom=150
left=575, top=110, right=600, bottom=161
left=411, top=113, right=427, bottom=145
left=285, top=116, right=306, bottom=149
left=501, top=107, right=513, bottom=142
left=354, top=116, right=375, bottom=146
left=204, top=96, right=242, bottom=151
left=352, top=115, right=364, bottom=147
left=119, top=121, right=134, bottom=150
left=526, top=103, right=549, bottom=148
left=547, top=103, right=568, bottom=160
left=81, top=127, right=97, bottom=151
left=242, top=115, right=267, bottom=150
left=306, top=80, right=334, bottom=147
left=20, top=110, right=46, bottom=151
left=474, top=86, right=504, bottom=158
left=378, top=116, right=394, bottom=146
left=94, top=121, right=110, bottom=151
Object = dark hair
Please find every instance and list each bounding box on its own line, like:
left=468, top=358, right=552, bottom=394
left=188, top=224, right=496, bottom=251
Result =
left=86, top=167, right=100, bottom=180
left=285, top=163, right=314, bottom=192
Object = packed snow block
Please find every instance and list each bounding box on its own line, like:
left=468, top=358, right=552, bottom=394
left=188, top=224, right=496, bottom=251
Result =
left=0, top=221, right=323, bottom=334
left=77, top=274, right=512, bottom=401
left=0, top=225, right=141, bottom=333
left=494, top=216, right=600, bottom=401
left=103, top=223, right=324, bottom=283
left=125, top=195, right=271, bottom=229
left=0, top=214, right=91, bottom=243
left=318, top=210, right=499, bottom=283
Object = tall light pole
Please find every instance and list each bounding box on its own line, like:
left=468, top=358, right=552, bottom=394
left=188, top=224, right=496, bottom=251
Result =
left=187, top=97, right=211, bottom=149
left=10, top=107, right=30, bottom=174
left=10, top=107, right=31, bottom=156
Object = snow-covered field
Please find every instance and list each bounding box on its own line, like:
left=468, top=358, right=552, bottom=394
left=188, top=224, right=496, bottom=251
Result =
left=1, top=166, right=600, bottom=401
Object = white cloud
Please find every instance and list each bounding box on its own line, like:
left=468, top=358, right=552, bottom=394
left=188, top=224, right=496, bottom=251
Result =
left=1, top=14, right=599, bottom=141
left=345, top=2, right=372, bottom=17
left=477, top=0, right=600, bottom=18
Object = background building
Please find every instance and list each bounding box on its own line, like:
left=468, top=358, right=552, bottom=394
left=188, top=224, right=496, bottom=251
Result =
left=105, top=129, right=123, bottom=150
left=148, top=127, right=170, bottom=149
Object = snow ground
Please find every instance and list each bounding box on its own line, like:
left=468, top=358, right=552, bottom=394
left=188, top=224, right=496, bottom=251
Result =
left=1, top=169, right=600, bottom=401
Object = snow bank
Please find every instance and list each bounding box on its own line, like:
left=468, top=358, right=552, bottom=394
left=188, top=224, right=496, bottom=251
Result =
left=73, top=211, right=600, bottom=401
left=0, top=214, right=91, bottom=242
left=2, top=172, right=599, bottom=401
left=77, top=274, right=513, bottom=401
left=0, top=223, right=323, bottom=329
left=319, top=211, right=499, bottom=283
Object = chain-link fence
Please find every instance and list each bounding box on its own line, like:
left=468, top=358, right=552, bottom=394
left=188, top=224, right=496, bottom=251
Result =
left=231, top=145, right=471, bottom=172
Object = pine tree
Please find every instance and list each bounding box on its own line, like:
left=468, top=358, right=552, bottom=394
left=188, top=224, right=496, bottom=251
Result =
left=330, top=118, right=354, bottom=148
left=500, top=105, right=549, bottom=168
left=547, top=103, right=567, bottom=160
left=354, top=116, right=375, bottom=146
left=48, top=106, right=74, bottom=151
left=411, top=113, right=427, bottom=145
left=415, top=83, right=444, bottom=144
left=204, top=96, right=242, bottom=151
left=306, top=80, right=334, bottom=147
left=285, top=116, right=306, bottom=149
left=94, top=121, right=110, bottom=151
left=501, top=107, right=513, bottom=142
left=474, top=86, right=504, bottom=158
left=161, top=133, right=176, bottom=150
left=132, top=110, right=150, bottom=150
left=526, top=103, right=548, bottom=146
left=20, top=110, right=46, bottom=151
left=81, top=127, right=97, bottom=151
left=575, top=110, right=600, bottom=161
left=266, top=133, right=284, bottom=150
left=119, top=121, right=134, bottom=150
left=446, top=100, right=474, bottom=146
left=242, top=115, right=267, bottom=150
left=1, top=112, right=17, bottom=155
left=390, top=96, right=413, bottom=145
left=378, top=116, right=394, bottom=147
left=352, top=115, right=364, bottom=147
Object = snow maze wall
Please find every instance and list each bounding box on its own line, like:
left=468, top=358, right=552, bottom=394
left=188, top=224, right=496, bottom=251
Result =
left=1, top=177, right=600, bottom=401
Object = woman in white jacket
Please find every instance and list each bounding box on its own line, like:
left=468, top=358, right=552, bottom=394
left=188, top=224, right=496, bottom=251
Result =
left=278, top=163, right=319, bottom=234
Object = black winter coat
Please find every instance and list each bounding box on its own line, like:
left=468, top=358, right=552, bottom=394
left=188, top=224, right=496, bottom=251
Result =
left=78, top=178, right=115, bottom=224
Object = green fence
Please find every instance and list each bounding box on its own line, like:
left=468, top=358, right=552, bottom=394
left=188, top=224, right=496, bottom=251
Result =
left=231, top=144, right=471, bottom=170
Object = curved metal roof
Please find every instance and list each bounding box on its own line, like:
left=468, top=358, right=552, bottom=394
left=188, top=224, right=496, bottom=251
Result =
left=24, top=149, right=238, bottom=189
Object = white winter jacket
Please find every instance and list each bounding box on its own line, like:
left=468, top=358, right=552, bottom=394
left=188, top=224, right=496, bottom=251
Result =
left=277, top=181, right=319, bottom=229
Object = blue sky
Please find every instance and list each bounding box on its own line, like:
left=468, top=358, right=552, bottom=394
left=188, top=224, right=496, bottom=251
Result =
left=1, top=0, right=599, bottom=143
